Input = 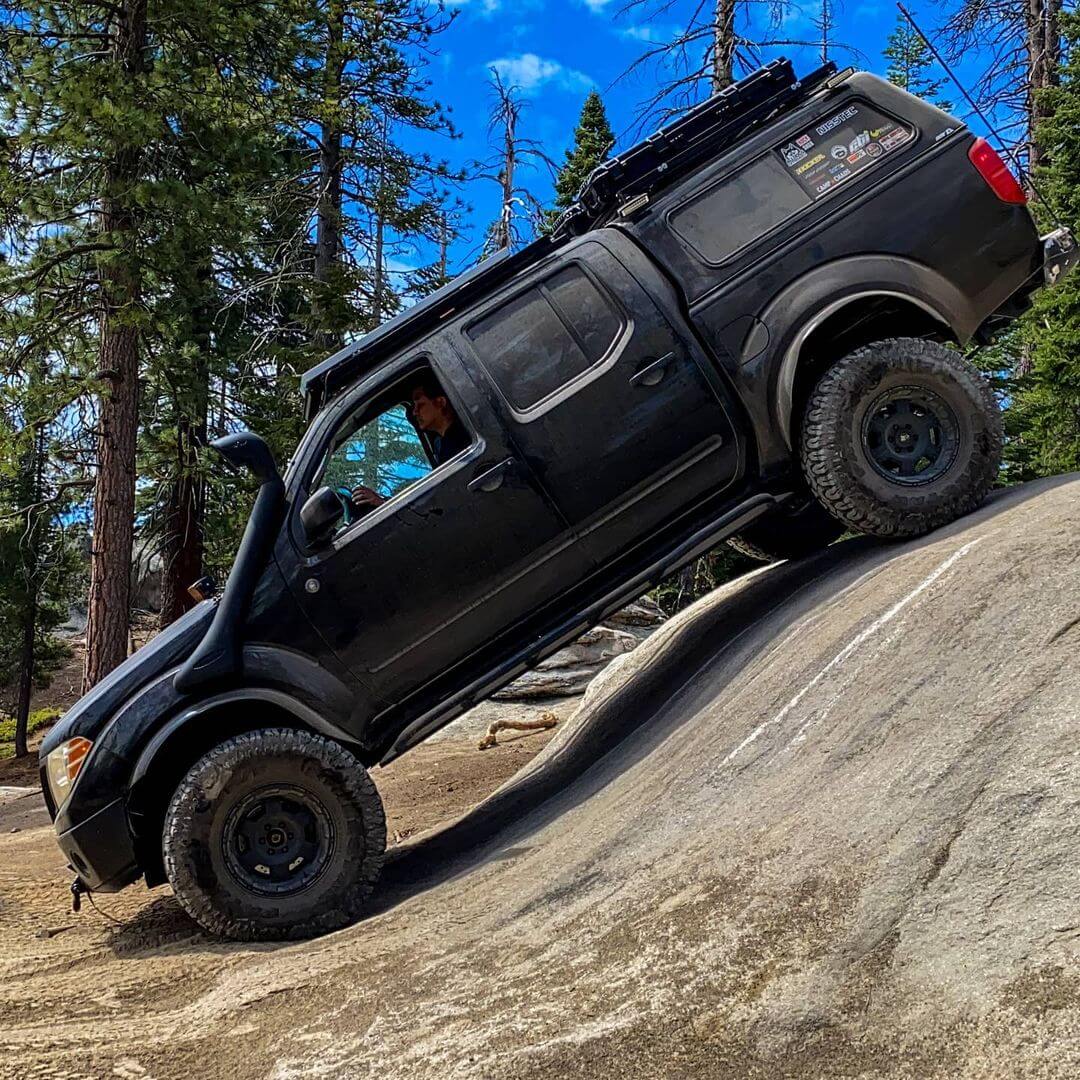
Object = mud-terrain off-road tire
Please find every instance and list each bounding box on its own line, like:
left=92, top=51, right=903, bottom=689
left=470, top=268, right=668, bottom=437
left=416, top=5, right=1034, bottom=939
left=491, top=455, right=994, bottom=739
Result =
left=727, top=494, right=845, bottom=563
left=162, top=728, right=386, bottom=941
left=800, top=338, right=1002, bottom=539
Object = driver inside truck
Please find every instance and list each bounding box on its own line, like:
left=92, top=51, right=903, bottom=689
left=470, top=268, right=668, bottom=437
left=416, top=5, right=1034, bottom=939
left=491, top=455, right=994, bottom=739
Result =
left=349, top=376, right=470, bottom=511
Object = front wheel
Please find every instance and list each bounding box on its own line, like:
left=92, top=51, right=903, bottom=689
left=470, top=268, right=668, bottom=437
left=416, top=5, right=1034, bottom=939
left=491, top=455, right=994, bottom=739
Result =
left=163, top=728, right=386, bottom=941
left=800, top=338, right=1002, bottom=539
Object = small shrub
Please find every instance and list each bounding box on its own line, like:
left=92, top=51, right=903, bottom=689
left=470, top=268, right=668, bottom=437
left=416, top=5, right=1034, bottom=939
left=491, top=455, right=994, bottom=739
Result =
left=0, top=707, right=61, bottom=751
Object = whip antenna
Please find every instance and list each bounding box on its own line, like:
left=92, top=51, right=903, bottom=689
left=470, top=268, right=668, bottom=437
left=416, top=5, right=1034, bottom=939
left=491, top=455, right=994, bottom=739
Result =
left=896, top=2, right=1065, bottom=229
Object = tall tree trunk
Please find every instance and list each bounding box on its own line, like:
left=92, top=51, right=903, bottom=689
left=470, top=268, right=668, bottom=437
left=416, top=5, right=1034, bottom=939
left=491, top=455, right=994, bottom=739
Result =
left=372, top=211, right=386, bottom=324
left=370, top=112, right=390, bottom=326
left=158, top=403, right=206, bottom=626
left=14, top=595, right=36, bottom=759
left=159, top=270, right=210, bottom=627
left=1027, top=0, right=1062, bottom=172
left=497, top=107, right=516, bottom=251
left=14, top=422, right=45, bottom=759
left=314, top=0, right=345, bottom=349
left=712, top=0, right=737, bottom=92
left=438, top=212, right=449, bottom=283
left=83, top=0, right=148, bottom=692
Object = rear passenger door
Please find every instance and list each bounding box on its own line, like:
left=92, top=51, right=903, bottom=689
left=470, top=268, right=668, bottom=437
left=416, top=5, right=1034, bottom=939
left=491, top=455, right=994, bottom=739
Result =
left=461, top=231, right=742, bottom=564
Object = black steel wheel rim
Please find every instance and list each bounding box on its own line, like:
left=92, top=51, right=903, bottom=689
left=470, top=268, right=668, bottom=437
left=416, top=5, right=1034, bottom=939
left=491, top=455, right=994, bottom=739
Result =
left=860, top=385, right=960, bottom=486
left=222, top=784, right=335, bottom=897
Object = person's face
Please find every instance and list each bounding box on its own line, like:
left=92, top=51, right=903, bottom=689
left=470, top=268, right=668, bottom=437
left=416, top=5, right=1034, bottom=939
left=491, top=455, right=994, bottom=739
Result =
left=410, top=388, right=446, bottom=433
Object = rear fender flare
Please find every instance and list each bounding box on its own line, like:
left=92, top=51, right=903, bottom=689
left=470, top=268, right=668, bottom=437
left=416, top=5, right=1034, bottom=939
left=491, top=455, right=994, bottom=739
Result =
left=763, top=256, right=976, bottom=449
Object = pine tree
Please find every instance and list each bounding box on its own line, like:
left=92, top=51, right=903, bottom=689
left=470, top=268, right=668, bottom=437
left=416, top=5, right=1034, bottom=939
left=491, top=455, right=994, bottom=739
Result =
left=0, top=336, right=89, bottom=754
left=285, top=0, right=459, bottom=346
left=544, top=92, right=615, bottom=230
left=1007, top=13, right=1080, bottom=477
left=883, top=17, right=952, bottom=110
left=0, top=0, right=306, bottom=677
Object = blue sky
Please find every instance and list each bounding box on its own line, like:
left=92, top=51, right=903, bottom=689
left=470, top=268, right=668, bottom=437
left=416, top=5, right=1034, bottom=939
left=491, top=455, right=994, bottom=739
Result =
left=391, top=0, right=970, bottom=277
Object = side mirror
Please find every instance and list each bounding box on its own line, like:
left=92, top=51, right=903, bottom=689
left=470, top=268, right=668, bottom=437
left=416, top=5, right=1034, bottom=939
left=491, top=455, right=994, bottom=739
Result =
left=300, top=486, right=345, bottom=545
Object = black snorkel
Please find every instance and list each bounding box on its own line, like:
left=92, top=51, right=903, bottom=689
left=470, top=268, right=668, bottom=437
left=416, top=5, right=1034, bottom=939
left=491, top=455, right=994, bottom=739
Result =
left=173, top=432, right=285, bottom=694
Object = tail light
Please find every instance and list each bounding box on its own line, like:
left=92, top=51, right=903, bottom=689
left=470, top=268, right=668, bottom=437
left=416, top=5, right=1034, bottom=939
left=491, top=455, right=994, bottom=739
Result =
left=968, top=138, right=1027, bottom=205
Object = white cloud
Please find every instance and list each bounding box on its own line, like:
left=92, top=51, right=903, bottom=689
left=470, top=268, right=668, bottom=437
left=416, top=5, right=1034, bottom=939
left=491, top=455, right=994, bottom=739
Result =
left=487, top=53, right=595, bottom=95
left=446, top=0, right=542, bottom=15
left=581, top=0, right=615, bottom=10
left=446, top=0, right=502, bottom=15
left=618, top=24, right=679, bottom=44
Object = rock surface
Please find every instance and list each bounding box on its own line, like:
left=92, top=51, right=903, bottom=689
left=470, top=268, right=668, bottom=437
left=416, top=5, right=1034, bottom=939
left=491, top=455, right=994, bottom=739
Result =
left=4, top=478, right=1080, bottom=1079
left=491, top=597, right=665, bottom=701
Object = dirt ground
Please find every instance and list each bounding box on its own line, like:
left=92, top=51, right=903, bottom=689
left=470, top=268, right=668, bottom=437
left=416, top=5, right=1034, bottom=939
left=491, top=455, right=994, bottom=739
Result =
left=0, top=725, right=557, bottom=1080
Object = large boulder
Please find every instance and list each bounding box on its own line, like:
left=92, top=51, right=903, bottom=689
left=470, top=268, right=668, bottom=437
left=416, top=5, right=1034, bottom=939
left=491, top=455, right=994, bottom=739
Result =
left=11, top=478, right=1080, bottom=1079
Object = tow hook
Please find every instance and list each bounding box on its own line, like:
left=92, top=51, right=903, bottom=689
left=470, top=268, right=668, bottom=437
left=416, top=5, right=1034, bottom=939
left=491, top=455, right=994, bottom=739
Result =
left=70, top=877, right=85, bottom=914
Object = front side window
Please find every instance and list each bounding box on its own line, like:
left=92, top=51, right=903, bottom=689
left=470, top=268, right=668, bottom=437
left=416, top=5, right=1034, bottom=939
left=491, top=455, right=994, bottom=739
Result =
left=322, top=402, right=429, bottom=500
left=316, top=366, right=472, bottom=533
left=466, top=264, right=622, bottom=411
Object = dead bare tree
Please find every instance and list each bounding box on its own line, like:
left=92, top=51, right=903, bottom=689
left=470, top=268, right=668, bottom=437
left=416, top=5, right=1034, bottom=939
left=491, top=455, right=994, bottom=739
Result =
left=616, top=0, right=861, bottom=127
left=939, top=0, right=1062, bottom=171
left=472, top=69, right=556, bottom=257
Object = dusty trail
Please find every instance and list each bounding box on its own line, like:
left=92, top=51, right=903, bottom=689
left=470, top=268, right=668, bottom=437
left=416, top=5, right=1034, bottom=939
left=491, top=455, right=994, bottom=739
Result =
left=2, top=477, right=1079, bottom=1079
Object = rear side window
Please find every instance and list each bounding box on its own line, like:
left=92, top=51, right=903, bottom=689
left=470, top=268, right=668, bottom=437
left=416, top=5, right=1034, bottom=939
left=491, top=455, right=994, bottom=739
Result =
left=466, top=265, right=621, bottom=411
left=668, top=154, right=810, bottom=264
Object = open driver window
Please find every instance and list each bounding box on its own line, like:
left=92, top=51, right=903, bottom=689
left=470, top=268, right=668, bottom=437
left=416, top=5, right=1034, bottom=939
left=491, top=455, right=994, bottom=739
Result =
left=316, top=365, right=473, bottom=533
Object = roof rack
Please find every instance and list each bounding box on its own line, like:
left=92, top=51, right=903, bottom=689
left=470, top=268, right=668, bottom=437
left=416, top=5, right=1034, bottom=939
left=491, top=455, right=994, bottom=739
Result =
left=552, top=58, right=837, bottom=239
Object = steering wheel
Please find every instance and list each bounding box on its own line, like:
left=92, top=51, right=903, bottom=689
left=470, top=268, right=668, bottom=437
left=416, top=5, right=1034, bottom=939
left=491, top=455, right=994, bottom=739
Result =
left=334, top=487, right=377, bottom=527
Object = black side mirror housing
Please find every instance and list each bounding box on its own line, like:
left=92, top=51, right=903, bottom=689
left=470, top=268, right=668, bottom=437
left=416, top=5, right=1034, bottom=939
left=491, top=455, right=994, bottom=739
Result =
left=301, top=486, right=345, bottom=545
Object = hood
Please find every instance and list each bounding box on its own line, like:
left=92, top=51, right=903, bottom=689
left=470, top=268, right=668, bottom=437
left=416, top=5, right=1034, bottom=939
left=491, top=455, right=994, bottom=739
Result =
left=40, top=602, right=215, bottom=758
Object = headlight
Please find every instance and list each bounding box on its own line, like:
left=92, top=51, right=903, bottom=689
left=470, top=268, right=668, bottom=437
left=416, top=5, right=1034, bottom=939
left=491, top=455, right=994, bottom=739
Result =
left=45, top=737, right=93, bottom=809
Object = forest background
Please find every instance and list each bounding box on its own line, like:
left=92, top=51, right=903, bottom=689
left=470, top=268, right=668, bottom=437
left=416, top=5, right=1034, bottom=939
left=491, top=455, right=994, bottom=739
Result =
left=1, top=0, right=1076, bottom=756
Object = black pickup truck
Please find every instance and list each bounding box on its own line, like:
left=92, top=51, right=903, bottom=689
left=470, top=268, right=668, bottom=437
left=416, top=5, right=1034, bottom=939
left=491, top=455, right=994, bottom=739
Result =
left=40, top=59, right=1077, bottom=940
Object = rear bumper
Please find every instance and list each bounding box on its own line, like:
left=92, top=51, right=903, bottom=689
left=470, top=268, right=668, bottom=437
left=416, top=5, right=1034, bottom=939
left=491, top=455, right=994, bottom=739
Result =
left=976, top=227, right=1078, bottom=342
left=55, top=796, right=140, bottom=894
left=1042, top=227, right=1080, bottom=284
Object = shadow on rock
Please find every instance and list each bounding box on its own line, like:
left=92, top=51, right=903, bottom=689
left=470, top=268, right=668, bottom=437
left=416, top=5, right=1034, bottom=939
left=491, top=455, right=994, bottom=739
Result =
left=371, top=536, right=882, bottom=911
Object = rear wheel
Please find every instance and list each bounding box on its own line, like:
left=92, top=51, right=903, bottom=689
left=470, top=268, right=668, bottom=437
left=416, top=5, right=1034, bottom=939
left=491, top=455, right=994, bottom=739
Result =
left=727, top=494, right=844, bottom=563
left=163, top=728, right=385, bottom=941
left=800, top=338, right=1001, bottom=539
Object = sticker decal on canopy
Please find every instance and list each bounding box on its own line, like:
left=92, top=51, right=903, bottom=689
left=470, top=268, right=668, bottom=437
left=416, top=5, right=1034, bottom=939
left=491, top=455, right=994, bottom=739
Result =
left=777, top=102, right=914, bottom=199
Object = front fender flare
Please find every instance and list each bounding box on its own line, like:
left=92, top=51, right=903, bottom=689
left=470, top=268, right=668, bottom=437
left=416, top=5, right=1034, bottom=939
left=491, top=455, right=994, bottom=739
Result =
left=84, top=641, right=362, bottom=816
left=129, top=685, right=357, bottom=791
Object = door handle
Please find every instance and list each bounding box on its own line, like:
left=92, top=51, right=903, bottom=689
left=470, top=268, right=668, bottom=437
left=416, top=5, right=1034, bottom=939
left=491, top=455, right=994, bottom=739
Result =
left=468, top=457, right=514, bottom=493
left=629, top=351, right=677, bottom=388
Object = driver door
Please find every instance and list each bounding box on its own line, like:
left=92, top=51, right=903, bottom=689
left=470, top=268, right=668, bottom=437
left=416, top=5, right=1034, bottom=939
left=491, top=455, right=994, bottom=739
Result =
left=285, top=346, right=588, bottom=712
